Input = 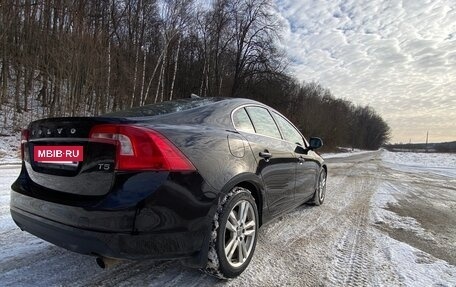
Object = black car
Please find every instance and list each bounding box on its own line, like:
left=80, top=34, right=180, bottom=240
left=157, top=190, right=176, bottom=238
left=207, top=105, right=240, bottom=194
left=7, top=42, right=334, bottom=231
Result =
left=11, top=97, right=327, bottom=278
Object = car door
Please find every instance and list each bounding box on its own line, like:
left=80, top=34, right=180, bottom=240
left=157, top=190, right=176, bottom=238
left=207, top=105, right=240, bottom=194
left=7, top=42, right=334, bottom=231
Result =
left=272, top=112, right=320, bottom=203
left=233, top=106, right=297, bottom=218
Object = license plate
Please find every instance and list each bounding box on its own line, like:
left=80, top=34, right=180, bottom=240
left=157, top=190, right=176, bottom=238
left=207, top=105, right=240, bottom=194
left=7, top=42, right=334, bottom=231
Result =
left=34, top=146, right=84, bottom=162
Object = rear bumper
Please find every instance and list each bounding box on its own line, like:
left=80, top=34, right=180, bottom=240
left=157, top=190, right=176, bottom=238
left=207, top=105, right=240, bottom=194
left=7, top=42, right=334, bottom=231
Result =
left=11, top=206, right=206, bottom=261
left=10, top=166, right=219, bottom=267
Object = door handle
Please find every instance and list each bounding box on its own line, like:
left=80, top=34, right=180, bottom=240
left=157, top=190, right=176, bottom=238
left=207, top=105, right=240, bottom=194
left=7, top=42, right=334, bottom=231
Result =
left=259, top=151, right=272, bottom=161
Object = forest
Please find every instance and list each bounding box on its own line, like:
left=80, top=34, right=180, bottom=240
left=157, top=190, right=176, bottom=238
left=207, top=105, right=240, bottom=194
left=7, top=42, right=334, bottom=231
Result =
left=0, top=0, right=390, bottom=150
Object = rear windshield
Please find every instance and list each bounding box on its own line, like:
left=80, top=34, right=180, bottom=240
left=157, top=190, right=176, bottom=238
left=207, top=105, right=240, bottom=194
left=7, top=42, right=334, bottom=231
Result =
left=103, top=98, right=222, bottom=117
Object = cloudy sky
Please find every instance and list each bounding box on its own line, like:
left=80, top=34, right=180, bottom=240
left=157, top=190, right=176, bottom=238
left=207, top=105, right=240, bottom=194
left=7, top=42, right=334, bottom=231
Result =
left=274, top=0, right=456, bottom=143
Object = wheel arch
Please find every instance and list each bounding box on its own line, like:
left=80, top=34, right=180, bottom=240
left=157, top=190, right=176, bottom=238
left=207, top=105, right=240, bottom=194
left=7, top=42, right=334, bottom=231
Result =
left=312, top=163, right=328, bottom=195
left=236, top=181, right=263, bottom=227
left=220, top=173, right=265, bottom=227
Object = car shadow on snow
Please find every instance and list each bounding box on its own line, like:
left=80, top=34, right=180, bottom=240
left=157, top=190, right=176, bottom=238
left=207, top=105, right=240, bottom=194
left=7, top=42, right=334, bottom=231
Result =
left=3, top=204, right=320, bottom=286
left=1, top=239, right=224, bottom=286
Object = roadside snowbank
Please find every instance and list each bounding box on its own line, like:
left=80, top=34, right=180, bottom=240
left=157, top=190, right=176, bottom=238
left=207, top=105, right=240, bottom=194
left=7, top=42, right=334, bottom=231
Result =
left=322, top=149, right=374, bottom=159
left=373, top=232, right=456, bottom=286
left=382, top=151, right=456, bottom=177
left=370, top=150, right=456, bottom=286
left=371, top=182, right=436, bottom=242
left=0, top=136, right=20, bottom=165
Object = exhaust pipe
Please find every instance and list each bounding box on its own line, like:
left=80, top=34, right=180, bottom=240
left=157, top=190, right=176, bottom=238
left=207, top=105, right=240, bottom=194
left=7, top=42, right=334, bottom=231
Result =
left=96, top=257, right=121, bottom=269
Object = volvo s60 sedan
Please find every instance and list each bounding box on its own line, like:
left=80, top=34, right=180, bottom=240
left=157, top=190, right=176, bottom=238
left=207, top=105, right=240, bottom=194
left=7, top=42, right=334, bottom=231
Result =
left=11, top=97, right=327, bottom=278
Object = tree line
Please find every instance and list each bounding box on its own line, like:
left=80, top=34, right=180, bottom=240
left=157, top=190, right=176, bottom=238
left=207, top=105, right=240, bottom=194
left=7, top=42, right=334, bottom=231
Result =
left=0, top=0, right=389, bottom=150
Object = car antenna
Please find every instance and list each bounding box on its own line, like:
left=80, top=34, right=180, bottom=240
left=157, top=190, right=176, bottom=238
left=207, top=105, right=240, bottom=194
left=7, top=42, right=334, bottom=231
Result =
left=190, top=93, right=200, bottom=99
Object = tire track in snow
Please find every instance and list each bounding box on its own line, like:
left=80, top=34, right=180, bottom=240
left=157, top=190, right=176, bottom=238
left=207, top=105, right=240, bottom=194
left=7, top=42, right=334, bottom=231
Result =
left=330, top=207, right=372, bottom=287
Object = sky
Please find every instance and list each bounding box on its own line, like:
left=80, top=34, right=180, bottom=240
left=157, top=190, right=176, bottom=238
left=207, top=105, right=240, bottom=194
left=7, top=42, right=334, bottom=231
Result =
left=274, top=0, right=456, bottom=143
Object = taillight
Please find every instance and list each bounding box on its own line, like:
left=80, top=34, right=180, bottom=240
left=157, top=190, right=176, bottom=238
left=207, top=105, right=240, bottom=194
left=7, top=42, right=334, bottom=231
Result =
left=89, top=124, right=195, bottom=171
left=21, top=129, right=29, bottom=160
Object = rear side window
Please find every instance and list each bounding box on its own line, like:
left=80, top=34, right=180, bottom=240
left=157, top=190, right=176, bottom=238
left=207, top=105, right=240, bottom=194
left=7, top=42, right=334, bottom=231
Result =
left=245, top=107, right=281, bottom=139
left=273, top=112, right=304, bottom=146
left=233, top=108, right=255, bottom=133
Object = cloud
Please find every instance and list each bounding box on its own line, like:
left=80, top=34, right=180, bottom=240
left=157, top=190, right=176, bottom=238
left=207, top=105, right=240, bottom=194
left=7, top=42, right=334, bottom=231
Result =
left=275, top=0, right=456, bottom=143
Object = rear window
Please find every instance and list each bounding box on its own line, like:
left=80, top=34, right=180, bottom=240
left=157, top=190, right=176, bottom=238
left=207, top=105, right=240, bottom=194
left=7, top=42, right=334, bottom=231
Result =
left=103, top=98, right=221, bottom=117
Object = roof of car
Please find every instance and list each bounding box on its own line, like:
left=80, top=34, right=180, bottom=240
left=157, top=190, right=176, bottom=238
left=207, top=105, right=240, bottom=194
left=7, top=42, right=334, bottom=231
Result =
left=103, top=97, right=264, bottom=118
left=100, top=97, right=269, bottom=129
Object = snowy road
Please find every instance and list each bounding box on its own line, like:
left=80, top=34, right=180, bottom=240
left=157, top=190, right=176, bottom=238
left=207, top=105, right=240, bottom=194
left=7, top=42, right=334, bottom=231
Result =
left=1, top=151, right=455, bottom=286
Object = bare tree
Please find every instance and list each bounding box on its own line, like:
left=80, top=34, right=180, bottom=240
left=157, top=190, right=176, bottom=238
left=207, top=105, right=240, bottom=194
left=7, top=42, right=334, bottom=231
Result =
left=228, top=0, right=282, bottom=96
left=0, top=0, right=390, bottom=150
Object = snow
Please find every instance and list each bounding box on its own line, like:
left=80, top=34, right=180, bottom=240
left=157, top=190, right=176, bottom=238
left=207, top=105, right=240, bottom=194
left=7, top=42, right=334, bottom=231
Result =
left=0, top=165, right=20, bottom=227
left=373, top=232, right=456, bottom=286
left=0, top=150, right=456, bottom=286
left=322, top=149, right=374, bottom=159
left=370, top=151, right=456, bottom=286
left=370, top=182, right=436, bottom=242
left=382, top=150, right=456, bottom=177
left=0, top=136, right=21, bottom=165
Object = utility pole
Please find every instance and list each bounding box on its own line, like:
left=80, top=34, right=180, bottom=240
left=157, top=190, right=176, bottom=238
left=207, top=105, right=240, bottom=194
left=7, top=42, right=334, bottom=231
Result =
left=425, top=131, right=429, bottom=153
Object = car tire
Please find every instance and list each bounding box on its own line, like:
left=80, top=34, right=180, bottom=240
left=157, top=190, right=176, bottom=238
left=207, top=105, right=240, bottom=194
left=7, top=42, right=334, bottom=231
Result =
left=204, top=187, right=259, bottom=279
left=312, top=169, right=327, bottom=206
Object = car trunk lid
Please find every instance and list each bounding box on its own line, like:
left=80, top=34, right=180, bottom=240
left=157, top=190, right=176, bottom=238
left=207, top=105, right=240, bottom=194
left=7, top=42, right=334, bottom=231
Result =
left=24, top=117, right=124, bottom=196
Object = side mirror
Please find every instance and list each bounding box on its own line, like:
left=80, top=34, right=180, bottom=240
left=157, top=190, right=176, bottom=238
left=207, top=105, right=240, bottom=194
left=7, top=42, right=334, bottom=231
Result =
left=309, top=137, right=323, bottom=150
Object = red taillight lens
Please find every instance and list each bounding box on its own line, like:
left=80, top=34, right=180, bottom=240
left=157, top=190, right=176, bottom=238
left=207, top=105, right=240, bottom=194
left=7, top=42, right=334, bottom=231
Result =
left=21, top=129, right=29, bottom=160
left=89, top=124, right=195, bottom=171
